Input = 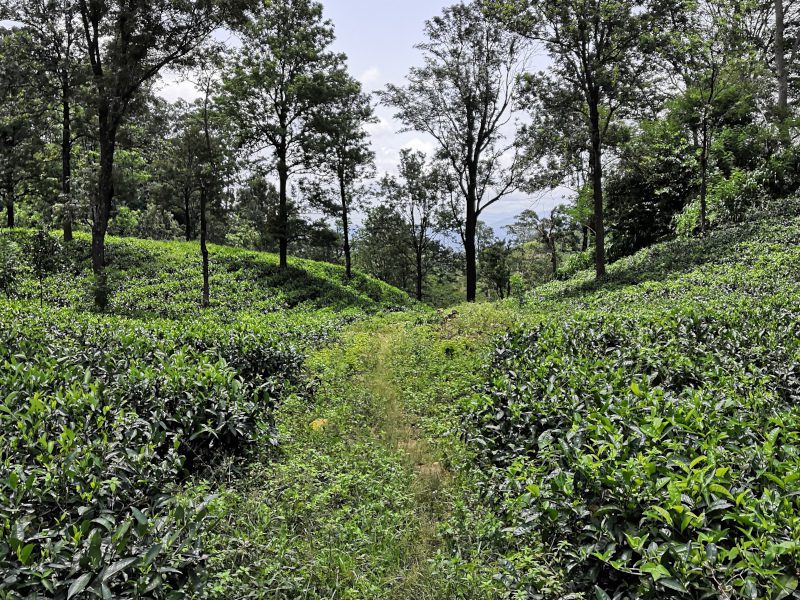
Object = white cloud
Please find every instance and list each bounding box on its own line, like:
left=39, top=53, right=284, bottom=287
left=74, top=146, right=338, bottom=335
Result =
left=401, top=137, right=436, bottom=157
left=155, top=72, right=201, bottom=103
left=358, top=66, right=382, bottom=88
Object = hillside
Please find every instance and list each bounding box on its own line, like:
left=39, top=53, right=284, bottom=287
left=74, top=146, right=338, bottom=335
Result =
left=376, top=209, right=800, bottom=598
left=0, top=231, right=410, bottom=599
left=0, top=230, right=409, bottom=319
left=2, top=213, right=800, bottom=599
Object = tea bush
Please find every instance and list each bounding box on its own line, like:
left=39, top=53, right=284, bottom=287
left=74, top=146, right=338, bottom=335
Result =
left=0, top=304, right=309, bottom=597
left=462, top=211, right=800, bottom=597
left=0, top=231, right=409, bottom=598
left=0, top=230, right=408, bottom=318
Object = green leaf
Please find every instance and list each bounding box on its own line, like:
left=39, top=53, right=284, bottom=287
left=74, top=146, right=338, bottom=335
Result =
left=648, top=505, right=673, bottom=526
left=68, top=573, right=93, bottom=599
left=101, top=557, right=139, bottom=583
left=131, top=507, right=147, bottom=525
left=17, top=543, right=34, bottom=565
left=594, top=586, right=611, bottom=600
left=660, top=578, right=688, bottom=593
left=775, top=576, right=798, bottom=600
left=641, top=562, right=671, bottom=581
left=143, top=543, right=162, bottom=566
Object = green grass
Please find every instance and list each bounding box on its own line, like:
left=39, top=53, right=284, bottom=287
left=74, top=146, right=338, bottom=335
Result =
left=2, top=209, right=800, bottom=598
left=0, top=231, right=410, bottom=599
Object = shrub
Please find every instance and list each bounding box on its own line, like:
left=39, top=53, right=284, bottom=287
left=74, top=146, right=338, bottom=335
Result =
left=0, top=304, right=306, bottom=598
left=0, top=237, right=21, bottom=298
left=462, top=212, right=800, bottom=597
left=556, top=249, right=593, bottom=280
left=466, top=309, right=800, bottom=598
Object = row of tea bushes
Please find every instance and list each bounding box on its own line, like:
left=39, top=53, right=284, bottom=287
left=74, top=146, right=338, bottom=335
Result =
left=0, top=303, right=309, bottom=598
left=0, top=230, right=410, bottom=320
left=463, top=214, right=800, bottom=598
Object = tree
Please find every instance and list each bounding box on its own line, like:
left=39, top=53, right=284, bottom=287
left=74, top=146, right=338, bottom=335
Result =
left=490, top=0, right=660, bottom=278
left=74, top=0, right=251, bottom=309
left=353, top=205, right=415, bottom=292
left=379, top=1, right=528, bottom=302
left=480, top=239, right=512, bottom=299
left=308, top=74, right=375, bottom=278
left=223, top=0, right=344, bottom=269
left=380, top=150, right=445, bottom=301
left=664, top=0, right=761, bottom=235
left=152, top=101, right=201, bottom=242
left=0, top=27, right=49, bottom=228
left=7, top=0, right=85, bottom=241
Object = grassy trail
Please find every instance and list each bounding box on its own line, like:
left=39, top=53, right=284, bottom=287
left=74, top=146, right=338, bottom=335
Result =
left=205, top=319, right=470, bottom=599
left=362, top=328, right=452, bottom=593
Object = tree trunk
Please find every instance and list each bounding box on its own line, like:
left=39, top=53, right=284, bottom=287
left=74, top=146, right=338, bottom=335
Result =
left=338, top=172, right=352, bottom=279
left=581, top=224, right=589, bottom=252
left=465, top=211, right=477, bottom=302
left=776, top=0, right=789, bottom=118
left=5, top=199, right=13, bottom=228
left=415, top=247, right=423, bottom=302
left=589, top=100, right=606, bottom=279
left=200, top=184, right=209, bottom=308
left=550, top=240, right=558, bottom=276
left=277, top=153, right=289, bottom=269
left=92, top=114, right=116, bottom=310
left=62, top=81, right=73, bottom=242
left=184, top=190, right=192, bottom=241
left=700, top=119, right=709, bottom=237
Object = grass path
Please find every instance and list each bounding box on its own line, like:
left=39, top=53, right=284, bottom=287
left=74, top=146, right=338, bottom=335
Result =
left=361, top=328, right=452, bottom=595
left=204, top=319, right=472, bottom=599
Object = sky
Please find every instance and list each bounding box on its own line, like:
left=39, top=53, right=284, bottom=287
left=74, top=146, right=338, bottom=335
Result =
left=158, top=0, right=567, bottom=235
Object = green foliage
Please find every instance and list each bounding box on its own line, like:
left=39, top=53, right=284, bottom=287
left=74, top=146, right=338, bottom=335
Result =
left=0, top=230, right=408, bottom=317
left=0, top=230, right=409, bottom=598
left=0, top=236, right=21, bottom=298
left=480, top=241, right=512, bottom=300
left=109, top=204, right=182, bottom=241
left=460, top=211, right=800, bottom=597
left=556, top=249, right=593, bottom=281
left=0, top=304, right=306, bottom=597
left=28, top=229, right=62, bottom=305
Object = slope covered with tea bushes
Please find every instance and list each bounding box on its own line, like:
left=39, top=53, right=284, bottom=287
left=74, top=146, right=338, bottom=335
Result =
left=0, top=231, right=409, bottom=598
left=2, top=209, right=800, bottom=599
left=453, top=209, right=800, bottom=597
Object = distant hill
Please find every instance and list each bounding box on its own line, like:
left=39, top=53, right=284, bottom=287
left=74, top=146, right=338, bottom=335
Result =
left=0, top=230, right=410, bottom=320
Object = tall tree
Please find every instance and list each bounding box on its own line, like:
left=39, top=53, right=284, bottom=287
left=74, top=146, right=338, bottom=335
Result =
left=0, top=27, right=48, bottom=228
left=308, top=74, right=375, bottom=278
left=74, top=0, right=250, bottom=308
left=223, top=0, right=344, bottom=269
left=379, top=1, right=528, bottom=302
left=380, top=150, right=444, bottom=301
left=776, top=0, right=790, bottom=135
left=8, top=0, right=84, bottom=240
left=663, top=0, right=758, bottom=235
left=489, top=0, right=659, bottom=278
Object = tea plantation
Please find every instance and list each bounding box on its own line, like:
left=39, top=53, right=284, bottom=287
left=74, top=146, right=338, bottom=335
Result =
left=0, top=231, right=407, bottom=598
left=2, top=211, right=800, bottom=599
left=418, top=210, right=800, bottom=598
